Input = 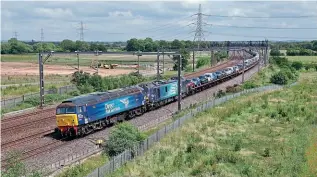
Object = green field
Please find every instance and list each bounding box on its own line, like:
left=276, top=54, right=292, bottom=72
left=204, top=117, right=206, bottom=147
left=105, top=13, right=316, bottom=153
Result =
left=286, top=56, right=317, bottom=64
left=108, top=71, right=317, bottom=177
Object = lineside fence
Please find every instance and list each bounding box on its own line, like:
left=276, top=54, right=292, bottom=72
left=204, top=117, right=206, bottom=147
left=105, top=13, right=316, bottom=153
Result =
left=1, top=85, right=76, bottom=108
left=85, top=84, right=291, bottom=177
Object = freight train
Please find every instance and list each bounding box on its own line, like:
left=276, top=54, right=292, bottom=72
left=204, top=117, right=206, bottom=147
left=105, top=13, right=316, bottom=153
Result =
left=55, top=51, right=260, bottom=138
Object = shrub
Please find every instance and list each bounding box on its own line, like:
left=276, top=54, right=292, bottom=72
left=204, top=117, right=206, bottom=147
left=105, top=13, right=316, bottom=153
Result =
left=69, top=90, right=80, bottom=96
left=291, top=61, right=303, bottom=70
left=270, top=71, right=289, bottom=85
left=104, top=122, right=146, bottom=157
left=243, top=81, right=257, bottom=89
left=226, top=85, right=243, bottom=93
left=77, top=84, right=94, bottom=94
left=71, top=70, right=149, bottom=94
left=48, top=85, right=58, bottom=93
left=270, top=48, right=281, bottom=56
left=263, top=148, right=270, bottom=157
left=196, top=57, right=210, bottom=69
left=271, top=56, right=290, bottom=68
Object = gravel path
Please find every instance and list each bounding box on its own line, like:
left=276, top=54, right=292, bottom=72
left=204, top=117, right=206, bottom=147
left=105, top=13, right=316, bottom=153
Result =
left=22, top=62, right=263, bottom=173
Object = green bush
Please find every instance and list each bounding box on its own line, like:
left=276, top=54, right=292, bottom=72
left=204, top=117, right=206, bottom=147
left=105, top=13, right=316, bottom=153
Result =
left=270, top=71, right=289, bottom=85
left=270, top=48, right=281, bottom=56
left=243, top=81, right=258, bottom=89
left=196, top=57, right=210, bottom=69
left=291, top=61, right=303, bottom=70
left=271, top=56, right=290, bottom=68
left=104, top=122, right=146, bottom=157
left=69, top=90, right=80, bottom=96
left=71, top=70, right=150, bottom=94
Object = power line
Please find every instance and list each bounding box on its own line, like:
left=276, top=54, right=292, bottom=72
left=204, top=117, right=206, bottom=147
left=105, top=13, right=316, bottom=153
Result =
left=206, top=24, right=317, bottom=30
left=140, top=14, right=195, bottom=33
left=201, top=14, right=317, bottom=19
left=205, top=31, right=317, bottom=40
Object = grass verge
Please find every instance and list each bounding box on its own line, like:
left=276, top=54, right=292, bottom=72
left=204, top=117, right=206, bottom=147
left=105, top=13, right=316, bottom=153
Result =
left=1, top=82, right=71, bottom=98
left=1, top=93, right=74, bottom=114
left=56, top=154, right=109, bottom=177
left=2, top=74, right=71, bottom=85
left=106, top=71, right=317, bottom=177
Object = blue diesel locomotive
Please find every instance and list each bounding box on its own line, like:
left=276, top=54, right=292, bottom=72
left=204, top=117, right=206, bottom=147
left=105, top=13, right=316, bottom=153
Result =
left=56, top=80, right=182, bottom=137
left=55, top=86, right=146, bottom=137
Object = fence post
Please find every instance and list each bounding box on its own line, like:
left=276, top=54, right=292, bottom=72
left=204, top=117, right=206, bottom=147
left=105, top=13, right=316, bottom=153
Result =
left=112, top=158, right=115, bottom=172
left=164, top=125, right=167, bottom=134
left=22, top=94, right=25, bottom=102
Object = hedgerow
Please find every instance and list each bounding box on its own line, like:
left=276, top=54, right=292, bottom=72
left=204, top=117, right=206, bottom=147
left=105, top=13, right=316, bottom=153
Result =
left=71, top=71, right=153, bottom=94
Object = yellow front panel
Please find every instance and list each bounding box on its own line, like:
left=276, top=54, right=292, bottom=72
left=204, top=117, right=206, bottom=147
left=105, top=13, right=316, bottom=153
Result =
left=56, top=114, right=78, bottom=126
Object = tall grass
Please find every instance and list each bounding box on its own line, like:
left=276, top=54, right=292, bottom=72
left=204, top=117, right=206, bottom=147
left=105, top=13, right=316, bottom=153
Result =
left=1, top=82, right=71, bottom=98
left=108, top=72, right=317, bottom=177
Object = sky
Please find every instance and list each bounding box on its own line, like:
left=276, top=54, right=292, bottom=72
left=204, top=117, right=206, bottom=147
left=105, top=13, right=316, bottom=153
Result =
left=1, top=0, right=317, bottom=42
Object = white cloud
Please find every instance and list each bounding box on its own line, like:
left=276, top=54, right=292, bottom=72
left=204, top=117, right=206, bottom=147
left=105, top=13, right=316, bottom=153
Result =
left=1, top=1, right=317, bottom=41
left=108, top=11, right=133, bottom=18
left=34, top=8, right=74, bottom=19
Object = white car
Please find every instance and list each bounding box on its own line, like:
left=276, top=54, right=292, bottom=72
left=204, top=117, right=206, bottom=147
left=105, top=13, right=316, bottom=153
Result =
left=244, top=60, right=250, bottom=66
left=223, top=67, right=234, bottom=75
left=233, top=66, right=239, bottom=72
left=204, top=73, right=215, bottom=82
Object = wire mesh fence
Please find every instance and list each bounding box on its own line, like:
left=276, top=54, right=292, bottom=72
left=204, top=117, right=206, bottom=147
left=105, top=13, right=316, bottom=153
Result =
left=85, top=84, right=285, bottom=177
left=1, top=85, right=76, bottom=108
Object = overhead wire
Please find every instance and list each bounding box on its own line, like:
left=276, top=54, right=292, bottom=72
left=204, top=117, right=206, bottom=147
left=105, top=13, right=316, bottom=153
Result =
left=197, top=23, right=317, bottom=30
left=205, top=31, right=316, bottom=40
left=104, top=10, right=317, bottom=41
left=201, top=13, right=317, bottom=19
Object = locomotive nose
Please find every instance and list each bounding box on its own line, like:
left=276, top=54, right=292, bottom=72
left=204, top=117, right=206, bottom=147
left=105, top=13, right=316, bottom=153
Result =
left=56, top=114, right=78, bottom=127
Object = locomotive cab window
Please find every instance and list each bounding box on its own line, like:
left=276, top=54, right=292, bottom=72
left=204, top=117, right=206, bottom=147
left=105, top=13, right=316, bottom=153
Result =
left=165, top=86, right=168, bottom=92
left=56, top=107, right=76, bottom=114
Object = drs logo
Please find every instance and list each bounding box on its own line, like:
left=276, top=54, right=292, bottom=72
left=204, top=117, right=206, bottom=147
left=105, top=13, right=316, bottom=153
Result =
left=105, top=103, right=115, bottom=113
left=105, top=103, right=120, bottom=113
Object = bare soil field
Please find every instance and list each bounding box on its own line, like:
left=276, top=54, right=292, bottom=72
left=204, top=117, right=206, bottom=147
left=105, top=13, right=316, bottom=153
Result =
left=1, top=62, right=135, bottom=77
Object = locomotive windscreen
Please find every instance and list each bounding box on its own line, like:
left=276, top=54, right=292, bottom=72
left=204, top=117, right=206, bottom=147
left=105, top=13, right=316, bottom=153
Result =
left=56, top=106, right=76, bottom=114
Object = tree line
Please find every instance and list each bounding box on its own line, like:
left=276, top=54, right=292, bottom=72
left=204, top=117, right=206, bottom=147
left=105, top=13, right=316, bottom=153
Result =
left=1, top=38, right=110, bottom=54
left=270, top=40, right=317, bottom=57
left=0, top=37, right=208, bottom=54
left=270, top=40, right=317, bottom=51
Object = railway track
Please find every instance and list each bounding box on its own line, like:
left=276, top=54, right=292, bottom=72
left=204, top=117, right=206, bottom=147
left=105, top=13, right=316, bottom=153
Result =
left=1, top=116, right=55, bottom=132
left=1, top=107, right=56, bottom=122
left=1, top=137, right=68, bottom=169
left=1, top=59, right=245, bottom=171
left=1, top=129, right=55, bottom=150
